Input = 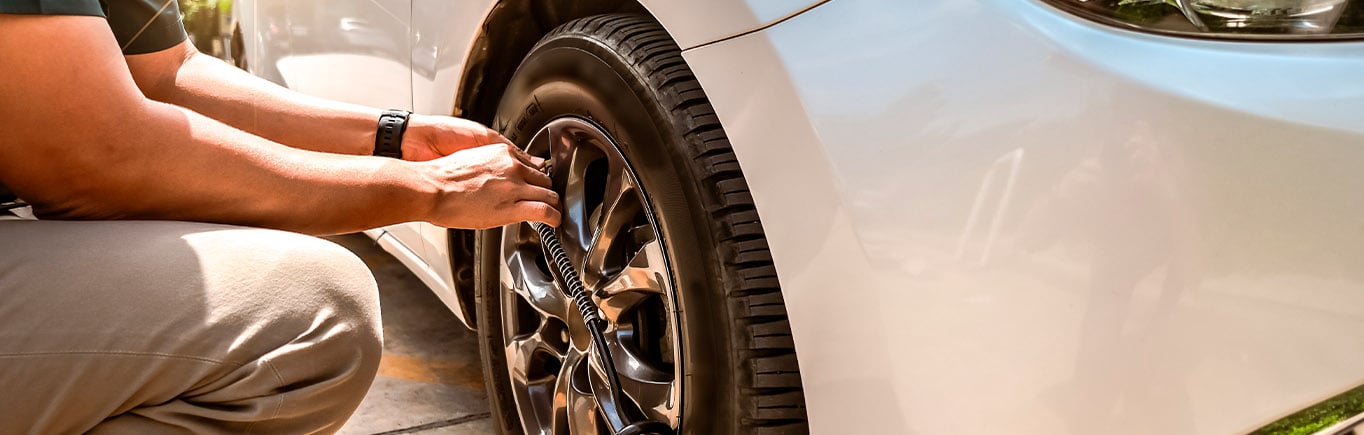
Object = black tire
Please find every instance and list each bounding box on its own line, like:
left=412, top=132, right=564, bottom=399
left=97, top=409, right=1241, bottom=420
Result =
left=474, top=14, right=808, bottom=435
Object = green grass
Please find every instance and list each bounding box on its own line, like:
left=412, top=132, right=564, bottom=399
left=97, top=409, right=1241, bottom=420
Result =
left=1252, top=384, right=1364, bottom=435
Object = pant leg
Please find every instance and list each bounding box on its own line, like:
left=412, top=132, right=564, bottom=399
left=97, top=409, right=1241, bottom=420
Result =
left=0, top=220, right=382, bottom=435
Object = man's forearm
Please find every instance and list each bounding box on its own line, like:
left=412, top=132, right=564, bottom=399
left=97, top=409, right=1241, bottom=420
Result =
left=127, top=43, right=512, bottom=163
left=139, top=48, right=383, bottom=156
left=14, top=97, right=434, bottom=235
left=2, top=14, right=558, bottom=235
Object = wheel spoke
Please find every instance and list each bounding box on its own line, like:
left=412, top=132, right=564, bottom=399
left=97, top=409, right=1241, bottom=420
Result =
left=554, top=349, right=601, bottom=435
left=582, top=170, right=643, bottom=288
left=505, top=333, right=559, bottom=433
left=605, top=328, right=673, bottom=387
left=553, top=135, right=596, bottom=267
left=585, top=332, right=672, bottom=430
left=594, top=239, right=667, bottom=322
left=505, top=334, right=545, bottom=380
left=566, top=386, right=600, bottom=435
left=505, top=245, right=569, bottom=321
left=617, top=371, right=677, bottom=425
left=549, top=348, right=575, bottom=435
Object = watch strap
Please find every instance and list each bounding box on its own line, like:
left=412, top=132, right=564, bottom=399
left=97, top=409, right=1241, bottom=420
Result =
left=374, top=109, right=411, bottom=159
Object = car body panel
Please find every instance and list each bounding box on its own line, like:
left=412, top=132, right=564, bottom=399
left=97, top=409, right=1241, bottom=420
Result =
left=684, top=0, right=1364, bottom=433
left=409, top=0, right=490, bottom=118
left=406, top=0, right=498, bottom=327
left=238, top=0, right=431, bottom=262
left=231, top=0, right=1364, bottom=432
left=374, top=231, right=461, bottom=312
left=404, top=0, right=827, bottom=119
left=274, top=0, right=413, bottom=110
left=637, top=0, right=825, bottom=49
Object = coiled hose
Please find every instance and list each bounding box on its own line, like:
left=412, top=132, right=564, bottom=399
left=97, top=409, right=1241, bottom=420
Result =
left=529, top=221, right=672, bottom=435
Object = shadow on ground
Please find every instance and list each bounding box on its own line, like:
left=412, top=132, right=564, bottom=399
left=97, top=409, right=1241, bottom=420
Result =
left=327, top=234, right=493, bottom=435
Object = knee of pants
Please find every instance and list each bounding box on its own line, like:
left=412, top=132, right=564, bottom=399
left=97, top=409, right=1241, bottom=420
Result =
left=250, top=230, right=384, bottom=345
left=0, top=221, right=386, bottom=433
left=185, top=228, right=386, bottom=406
left=1, top=221, right=386, bottom=369
left=226, top=229, right=385, bottom=371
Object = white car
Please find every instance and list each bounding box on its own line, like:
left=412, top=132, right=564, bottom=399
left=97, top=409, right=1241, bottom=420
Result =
left=226, top=0, right=1364, bottom=434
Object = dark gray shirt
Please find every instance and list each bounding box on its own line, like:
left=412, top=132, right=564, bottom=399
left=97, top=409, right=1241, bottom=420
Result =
left=0, top=0, right=189, bottom=206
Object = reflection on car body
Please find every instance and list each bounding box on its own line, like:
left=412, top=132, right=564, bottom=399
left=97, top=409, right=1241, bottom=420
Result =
left=215, top=0, right=1364, bottom=433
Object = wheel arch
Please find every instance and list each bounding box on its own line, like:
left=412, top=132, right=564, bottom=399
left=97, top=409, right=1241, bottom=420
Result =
left=452, top=0, right=649, bottom=125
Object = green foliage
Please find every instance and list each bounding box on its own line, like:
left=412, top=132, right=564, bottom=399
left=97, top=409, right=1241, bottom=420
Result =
left=1253, top=384, right=1364, bottom=435
left=177, top=0, right=230, bottom=54
left=1110, top=0, right=1181, bottom=24
left=178, top=0, right=231, bottom=28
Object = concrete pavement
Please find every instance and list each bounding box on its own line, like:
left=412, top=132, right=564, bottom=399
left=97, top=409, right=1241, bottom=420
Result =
left=326, top=234, right=494, bottom=435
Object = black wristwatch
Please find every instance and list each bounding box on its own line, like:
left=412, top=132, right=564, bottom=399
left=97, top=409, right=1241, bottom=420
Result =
left=373, top=109, right=411, bottom=159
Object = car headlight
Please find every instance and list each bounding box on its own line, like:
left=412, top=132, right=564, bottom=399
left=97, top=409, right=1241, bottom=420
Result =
left=1044, top=0, right=1364, bottom=39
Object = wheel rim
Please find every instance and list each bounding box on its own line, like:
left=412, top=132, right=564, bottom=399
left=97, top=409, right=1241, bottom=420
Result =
left=499, top=117, right=681, bottom=434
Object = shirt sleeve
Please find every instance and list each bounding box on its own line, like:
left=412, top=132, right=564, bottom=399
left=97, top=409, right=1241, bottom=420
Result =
left=0, top=0, right=188, bottom=55
left=0, top=0, right=103, bottom=16
left=106, top=0, right=188, bottom=54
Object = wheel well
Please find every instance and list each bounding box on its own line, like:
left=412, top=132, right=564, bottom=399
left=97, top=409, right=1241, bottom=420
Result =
left=449, top=0, right=650, bottom=329
left=453, top=0, right=649, bottom=124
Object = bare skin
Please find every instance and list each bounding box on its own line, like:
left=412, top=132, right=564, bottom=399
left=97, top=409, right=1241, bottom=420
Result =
left=0, top=14, right=559, bottom=235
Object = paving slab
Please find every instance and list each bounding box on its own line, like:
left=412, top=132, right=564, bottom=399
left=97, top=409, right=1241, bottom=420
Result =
left=327, top=234, right=493, bottom=435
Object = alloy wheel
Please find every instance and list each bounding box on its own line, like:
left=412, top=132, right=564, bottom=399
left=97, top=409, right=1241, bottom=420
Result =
left=498, top=117, right=682, bottom=434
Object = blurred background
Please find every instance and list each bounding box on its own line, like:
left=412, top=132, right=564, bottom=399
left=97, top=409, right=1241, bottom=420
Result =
left=179, top=0, right=235, bottom=61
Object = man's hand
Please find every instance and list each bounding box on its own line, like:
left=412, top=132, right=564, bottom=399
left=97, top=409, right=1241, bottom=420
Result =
left=418, top=144, right=560, bottom=229
left=402, top=115, right=511, bottom=162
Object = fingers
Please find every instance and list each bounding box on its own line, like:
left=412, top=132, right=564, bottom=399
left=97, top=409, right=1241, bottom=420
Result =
left=523, top=185, right=559, bottom=207
left=513, top=200, right=562, bottom=227
left=512, top=185, right=559, bottom=226
left=496, top=144, right=551, bottom=189
left=521, top=164, right=553, bottom=189
left=503, top=143, right=548, bottom=171
left=426, top=142, right=562, bottom=229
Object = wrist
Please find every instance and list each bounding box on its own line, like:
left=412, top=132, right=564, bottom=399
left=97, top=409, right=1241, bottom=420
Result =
left=400, top=114, right=436, bottom=160
left=409, top=160, right=448, bottom=224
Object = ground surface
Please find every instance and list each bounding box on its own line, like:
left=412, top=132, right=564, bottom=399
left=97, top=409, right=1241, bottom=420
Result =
left=327, top=234, right=494, bottom=435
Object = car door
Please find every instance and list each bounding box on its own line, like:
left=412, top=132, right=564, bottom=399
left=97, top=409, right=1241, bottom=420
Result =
left=275, top=0, right=426, bottom=260
left=409, top=1, right=498, bottom=298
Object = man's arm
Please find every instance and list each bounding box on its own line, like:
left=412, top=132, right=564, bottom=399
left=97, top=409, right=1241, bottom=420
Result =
left=124, top=41, right=498, bottom=161
left=0, top=14, right=558, bottom=235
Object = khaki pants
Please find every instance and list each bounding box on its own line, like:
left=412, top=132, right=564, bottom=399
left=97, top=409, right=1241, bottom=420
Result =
left=0, top=219, right=382, bottom=434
